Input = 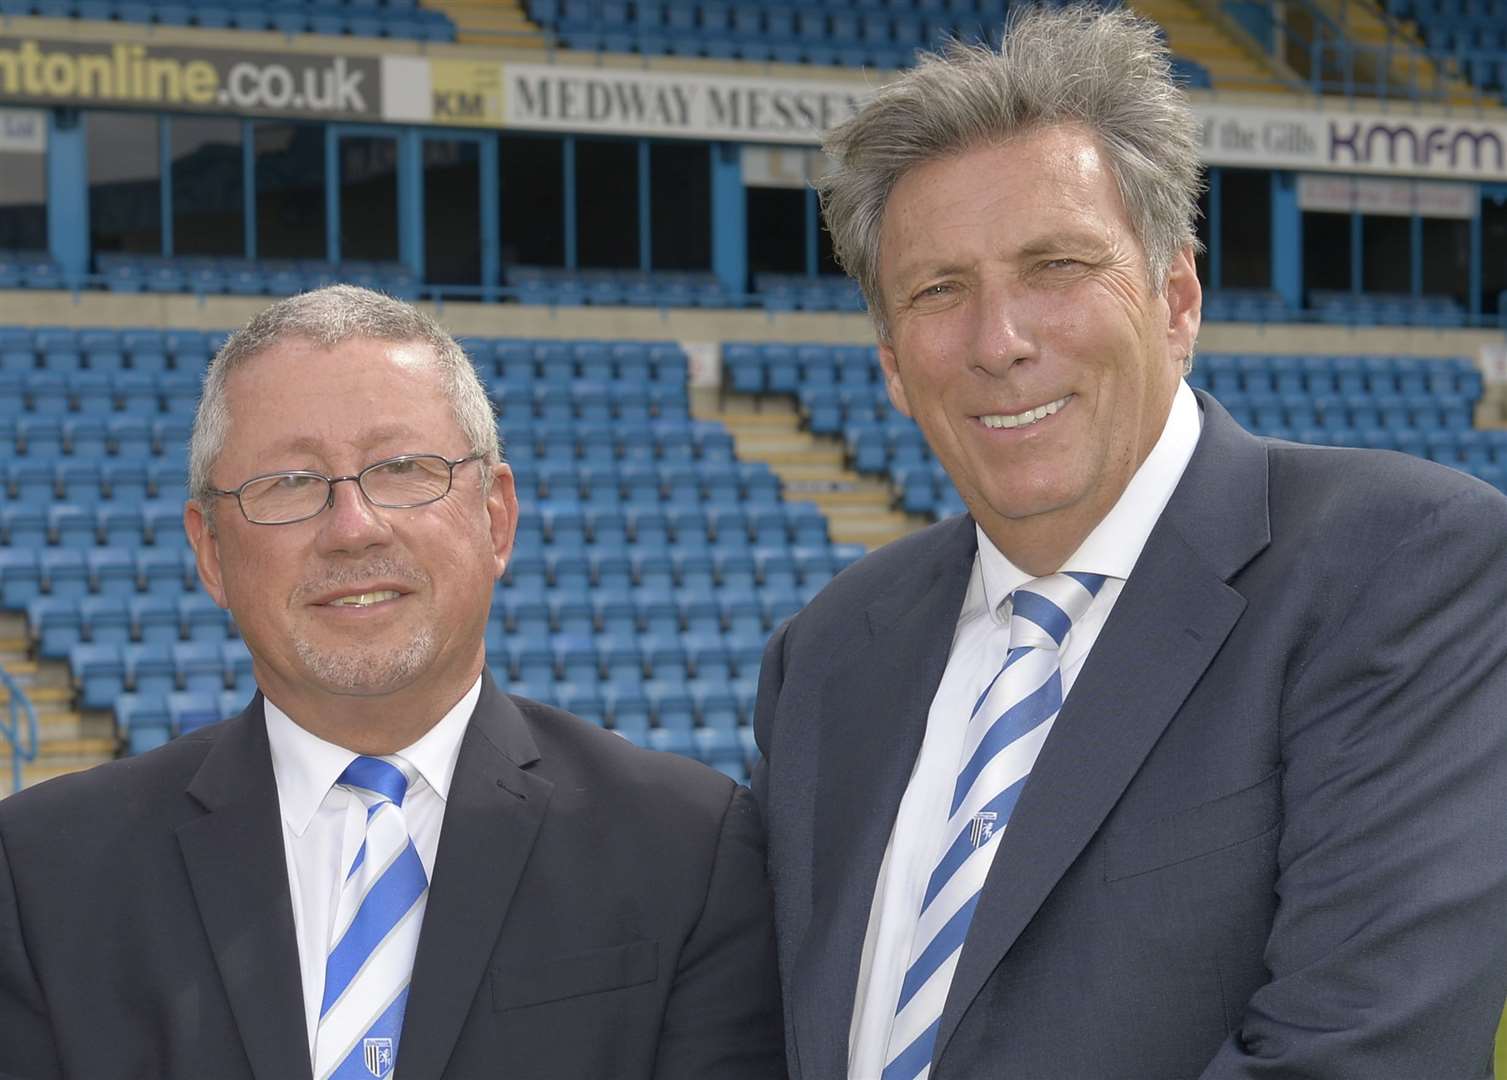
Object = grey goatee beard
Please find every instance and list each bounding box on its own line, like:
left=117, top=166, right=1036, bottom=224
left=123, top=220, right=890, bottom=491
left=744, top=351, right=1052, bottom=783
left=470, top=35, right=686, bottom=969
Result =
left=291, top=557, right=436, bottom=694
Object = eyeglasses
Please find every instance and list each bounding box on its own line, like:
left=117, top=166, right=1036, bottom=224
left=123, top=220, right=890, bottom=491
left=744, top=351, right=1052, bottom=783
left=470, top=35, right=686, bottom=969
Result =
left=209, top=452, right=487, bottom=526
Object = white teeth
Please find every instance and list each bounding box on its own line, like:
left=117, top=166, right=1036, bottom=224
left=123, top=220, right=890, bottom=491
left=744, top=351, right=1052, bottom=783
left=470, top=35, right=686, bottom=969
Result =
left=328, top=590, right=400, bottom=607
left=980, top=394, right=1072, bottom=430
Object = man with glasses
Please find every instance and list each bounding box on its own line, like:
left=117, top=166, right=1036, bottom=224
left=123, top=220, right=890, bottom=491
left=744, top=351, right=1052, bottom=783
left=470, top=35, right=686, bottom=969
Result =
left=0, top=285, right=783, bottom=1080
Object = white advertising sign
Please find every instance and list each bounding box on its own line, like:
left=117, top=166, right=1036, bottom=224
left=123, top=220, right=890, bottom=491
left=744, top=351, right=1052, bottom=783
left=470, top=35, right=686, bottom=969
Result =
left=1194, top=103, right=1507, bottom=181
left=498, top=62, right=868, bottom=144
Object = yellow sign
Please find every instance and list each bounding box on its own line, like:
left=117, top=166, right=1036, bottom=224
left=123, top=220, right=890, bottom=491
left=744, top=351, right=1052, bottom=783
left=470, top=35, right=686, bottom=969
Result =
left=429, top=59, right=503, bottom=127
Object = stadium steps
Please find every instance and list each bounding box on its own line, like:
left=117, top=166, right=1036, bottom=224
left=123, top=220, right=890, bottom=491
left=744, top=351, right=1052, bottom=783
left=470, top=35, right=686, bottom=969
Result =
left=1315, top=0, right=1477, bottom=103
left=1130, top=0, right=1299, bottom=92
left=427, top=0, right=552, bottom=47
left=700, top=395, right=927, bottom=550
left=0, top=615, right=117, bottom=793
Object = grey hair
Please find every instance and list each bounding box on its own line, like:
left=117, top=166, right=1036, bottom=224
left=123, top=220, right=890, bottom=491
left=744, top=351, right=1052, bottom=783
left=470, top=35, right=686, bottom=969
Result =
left=818, top=3, right=1204, bottom=336
left=188, top=284, right=500, bottom=506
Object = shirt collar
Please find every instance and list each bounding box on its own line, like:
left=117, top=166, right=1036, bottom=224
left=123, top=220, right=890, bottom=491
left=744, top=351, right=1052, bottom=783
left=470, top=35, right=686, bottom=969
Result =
left=977, top=378, right=1203, bottom=620
left=265, top=674, right=483, bottom=836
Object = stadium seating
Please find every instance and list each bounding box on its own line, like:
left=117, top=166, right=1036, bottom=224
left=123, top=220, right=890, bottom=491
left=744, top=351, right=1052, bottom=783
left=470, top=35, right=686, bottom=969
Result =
left=1, top=328, right=870, bottom=784
left=95, top=256, right=419, bottom=301
left=1384, top=0, right=1507, bottom=101
left=28, top=0, right=456, bottom=42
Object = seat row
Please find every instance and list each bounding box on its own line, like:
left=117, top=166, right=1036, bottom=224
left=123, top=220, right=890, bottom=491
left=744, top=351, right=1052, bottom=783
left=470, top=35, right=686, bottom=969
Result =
left=492, top=383, right=687, bottom=424
left=67, top=641, right=254, bottom=714
left=503, top=543, right=851, bottom=590
left=1309, top=291, right=1469, bottom=328
left=94, top=256, right=418, bottom=300
left=0, top=326, right=223, bottom=371
left=515, top=498, right=832, bottom=545
left=0, top=544, right=195, bottom=609
left=474, top=339, right=688, bottom=383
left=9, top=0, right=455, bottom=41
left=505, top=268, right=734, bottom=310
left=0, top=375, right=202, bottom=418
left=3, top=454, right=188, bottom=501
left=752, top=275, right=867, bottom=314
left=29, top=594, right=233, bottom=660
left=503, top=428, right=736, bottom=469
left=494, top=575, right=833, bottom=634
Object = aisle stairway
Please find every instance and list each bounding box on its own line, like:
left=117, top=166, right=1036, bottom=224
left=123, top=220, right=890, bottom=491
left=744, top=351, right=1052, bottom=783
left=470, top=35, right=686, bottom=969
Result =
left=425, top=0, right=552, bottom=47
left=695, top=391, right=925, bottom=551
left=1131, top=0, right=1300, bottom=92
left=1, top=615, right=115, bottom=794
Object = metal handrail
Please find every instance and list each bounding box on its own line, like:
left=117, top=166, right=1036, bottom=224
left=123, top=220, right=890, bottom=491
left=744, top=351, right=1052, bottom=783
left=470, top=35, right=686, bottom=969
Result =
left=0, top=666, right=37, bottom=797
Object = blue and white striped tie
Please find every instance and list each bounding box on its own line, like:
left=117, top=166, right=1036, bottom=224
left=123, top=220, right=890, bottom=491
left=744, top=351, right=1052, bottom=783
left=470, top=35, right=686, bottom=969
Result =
left=881, top=571, right=1107, bottom=1080
left=313, top=756, right=429, bottom=1080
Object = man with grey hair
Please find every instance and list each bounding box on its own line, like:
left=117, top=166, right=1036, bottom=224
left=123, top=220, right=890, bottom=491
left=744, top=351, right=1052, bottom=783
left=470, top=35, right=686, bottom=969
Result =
left=0, top=285, right=784, bottom=1079
left=754, top=6, right=1507, bottom=1079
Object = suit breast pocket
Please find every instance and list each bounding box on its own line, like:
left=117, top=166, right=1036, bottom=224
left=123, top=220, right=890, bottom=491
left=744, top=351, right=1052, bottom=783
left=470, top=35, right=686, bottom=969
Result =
left=1101, top=769, right=1281, bottom=883
left=491, top=939, right=659, bottom=1012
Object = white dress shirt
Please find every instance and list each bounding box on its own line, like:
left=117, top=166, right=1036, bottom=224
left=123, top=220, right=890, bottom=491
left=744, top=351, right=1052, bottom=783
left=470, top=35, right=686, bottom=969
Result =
left=848, top=381, right=1203, bottom=1078
left=264, top=674, right=482, bottom=1061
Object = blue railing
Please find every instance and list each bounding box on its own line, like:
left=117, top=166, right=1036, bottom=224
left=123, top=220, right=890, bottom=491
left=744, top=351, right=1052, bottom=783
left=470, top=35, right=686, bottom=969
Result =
left=0, top=667, right=37, bottom=797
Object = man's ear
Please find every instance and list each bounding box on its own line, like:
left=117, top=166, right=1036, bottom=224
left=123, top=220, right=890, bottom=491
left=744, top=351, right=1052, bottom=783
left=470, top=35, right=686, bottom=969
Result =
left=183, top=500, right=229, bottom=609
left=1164, top=246, right=1202, bottom=365
left=877, top=341, right=913, bottom=418
left=485, top=462, right=519, bottom=581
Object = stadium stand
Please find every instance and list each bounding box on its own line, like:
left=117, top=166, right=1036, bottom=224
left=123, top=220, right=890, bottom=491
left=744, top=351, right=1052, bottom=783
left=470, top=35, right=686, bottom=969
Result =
left=0, top=329, right=867, bottom=785
left=1385, top=0, right=1507, bottom=100
left=1, top=0, right=457, bottom=41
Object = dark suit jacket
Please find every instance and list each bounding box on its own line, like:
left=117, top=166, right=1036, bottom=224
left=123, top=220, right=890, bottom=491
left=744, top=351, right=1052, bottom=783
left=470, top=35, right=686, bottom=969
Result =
left=0, top=672, right=784, bottom=1080
left=754, top=393, right=1507, bottom=1079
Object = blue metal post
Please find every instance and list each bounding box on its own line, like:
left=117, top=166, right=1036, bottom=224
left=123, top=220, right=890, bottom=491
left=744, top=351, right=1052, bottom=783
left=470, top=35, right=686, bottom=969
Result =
left=325, top=125, right=341, bottom=264
left=398, top=127, right=424, bottom=284
left=1270, top=171, right=1302, bottom=311
left=710, top=142, right=746, bottom=298
left=46, top=109, right=89, bottom=286
left=480, top=135, right=500, bottom=300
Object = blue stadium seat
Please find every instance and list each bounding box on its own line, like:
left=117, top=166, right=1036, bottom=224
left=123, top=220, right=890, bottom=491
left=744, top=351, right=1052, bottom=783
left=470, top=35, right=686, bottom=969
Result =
left=29, top=597, right=83, bottom=660
left=71, top=643, right=127, bottom=710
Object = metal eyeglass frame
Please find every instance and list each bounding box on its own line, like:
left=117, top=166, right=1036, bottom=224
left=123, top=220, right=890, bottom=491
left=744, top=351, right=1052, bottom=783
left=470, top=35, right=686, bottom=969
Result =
left=207, top=452, right=487, bottom=526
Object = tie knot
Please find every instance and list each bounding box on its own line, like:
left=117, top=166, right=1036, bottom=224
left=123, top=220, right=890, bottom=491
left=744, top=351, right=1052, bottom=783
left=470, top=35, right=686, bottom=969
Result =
left=336, top=755, right=412, bottom=808
left=1007, top=572, right=1107, bottom=651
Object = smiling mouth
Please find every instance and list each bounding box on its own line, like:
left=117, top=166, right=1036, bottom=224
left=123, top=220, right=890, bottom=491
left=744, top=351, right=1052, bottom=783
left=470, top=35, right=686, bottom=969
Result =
left=325, top=590, right=402, bottom=608
left=978, top=394, right=1073, bottom=430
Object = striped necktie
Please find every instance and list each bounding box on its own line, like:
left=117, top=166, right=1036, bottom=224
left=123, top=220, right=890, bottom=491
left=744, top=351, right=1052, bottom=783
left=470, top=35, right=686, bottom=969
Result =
left=313, top=756, right=430, bottom=1080
left=881, top=571, right=1107, bottom=1080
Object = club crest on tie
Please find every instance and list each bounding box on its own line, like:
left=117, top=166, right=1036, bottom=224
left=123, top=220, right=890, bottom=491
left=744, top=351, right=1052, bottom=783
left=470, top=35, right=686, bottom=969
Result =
left=969, top=811, right=998, bottom=848
left=363, top=1037, right=394, bottom=1078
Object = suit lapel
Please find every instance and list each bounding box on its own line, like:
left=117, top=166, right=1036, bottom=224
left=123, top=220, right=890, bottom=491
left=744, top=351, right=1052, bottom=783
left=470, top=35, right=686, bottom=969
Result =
left=397, top=673, right=554, bottom=1080
left=177, top=697, right=312, bottom=1080
left=791, top=516, right=978, bottom=1080
left=934, top=393, right=1272, bottom=1064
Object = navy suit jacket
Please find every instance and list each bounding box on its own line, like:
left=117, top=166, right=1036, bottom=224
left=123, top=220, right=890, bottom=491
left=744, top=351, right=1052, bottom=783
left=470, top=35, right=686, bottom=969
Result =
left=0, top=672, right=784, bottom=1080
left=754, top=393, right=1507, bottom=1079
